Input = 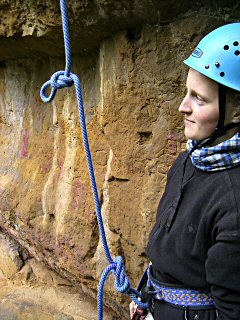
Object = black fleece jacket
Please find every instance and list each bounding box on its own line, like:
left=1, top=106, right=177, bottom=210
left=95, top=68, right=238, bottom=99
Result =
left=146, top=151, right=240, bottom=320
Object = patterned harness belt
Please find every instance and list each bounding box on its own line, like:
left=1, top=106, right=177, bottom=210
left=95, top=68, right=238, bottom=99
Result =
left=147, top=266, right=215, bottom=307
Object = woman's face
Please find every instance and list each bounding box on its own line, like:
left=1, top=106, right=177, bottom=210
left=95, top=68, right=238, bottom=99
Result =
left=179, top=68, right=219, bottom=141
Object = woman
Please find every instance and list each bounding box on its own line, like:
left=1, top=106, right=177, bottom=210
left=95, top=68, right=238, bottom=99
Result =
left=131, top=23, right=240, bottom=320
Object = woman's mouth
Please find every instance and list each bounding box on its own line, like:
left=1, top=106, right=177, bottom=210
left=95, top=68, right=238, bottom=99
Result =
left=185, top=118, right=195, bottom=124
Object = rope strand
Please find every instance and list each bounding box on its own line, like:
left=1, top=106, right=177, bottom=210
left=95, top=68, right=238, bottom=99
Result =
left=40, top=0, right=148, bottom=318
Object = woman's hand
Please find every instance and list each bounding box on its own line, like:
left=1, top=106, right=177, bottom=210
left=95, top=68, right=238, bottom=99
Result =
left=129, top=301, right=137, bottom=318
left=129, top=301, right=148, bottom=319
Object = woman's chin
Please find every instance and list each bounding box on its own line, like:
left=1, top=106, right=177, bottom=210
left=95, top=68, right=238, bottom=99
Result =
left=184, top=129, right=206, bottom=141
left=184, top=129, right=196, bottom=140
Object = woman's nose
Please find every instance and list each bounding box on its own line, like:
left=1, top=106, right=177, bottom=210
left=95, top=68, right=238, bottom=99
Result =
left=179, top=95, right=192, bottom=114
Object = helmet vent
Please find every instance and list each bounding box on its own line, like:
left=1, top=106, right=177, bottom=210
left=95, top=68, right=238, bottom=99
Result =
left=215, top=62, right=220, bottom=67
left=234, top=50, right=240, bottom=56
left=220, top=72, right=225, bottom=77
left=224, top=45, right=229, bottom=50
left=233, top=41, right=239, bottom=46
left=205, top=65, right=210, bottom=69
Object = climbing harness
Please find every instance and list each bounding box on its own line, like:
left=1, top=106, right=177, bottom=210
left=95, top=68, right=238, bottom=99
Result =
left=131, top=264, right=216, bottom=320
left=40, top=0, right=148, bottom=319
left=147, top=266, right=214, bottom=307
left=145, top=265, right=216, bottom=320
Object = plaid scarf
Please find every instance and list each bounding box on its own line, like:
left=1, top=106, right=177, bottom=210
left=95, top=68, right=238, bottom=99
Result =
left=187, top=132, right=240, bottom=171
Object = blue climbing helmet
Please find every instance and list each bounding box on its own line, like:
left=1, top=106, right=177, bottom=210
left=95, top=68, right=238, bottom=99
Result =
left=184, top=22, right=240, bottom=92
left=184, top=22, right=240, bottom=141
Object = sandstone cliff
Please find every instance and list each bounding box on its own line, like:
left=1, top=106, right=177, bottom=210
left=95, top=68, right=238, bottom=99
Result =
left=0, top=1, right=239, bottom=319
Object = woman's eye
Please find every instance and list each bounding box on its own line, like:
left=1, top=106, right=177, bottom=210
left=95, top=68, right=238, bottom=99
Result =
left=195, top=95, right=204, bottom=103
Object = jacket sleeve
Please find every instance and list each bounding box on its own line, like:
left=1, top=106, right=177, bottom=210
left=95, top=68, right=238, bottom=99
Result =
left=206, top=233, right=240, bottom=319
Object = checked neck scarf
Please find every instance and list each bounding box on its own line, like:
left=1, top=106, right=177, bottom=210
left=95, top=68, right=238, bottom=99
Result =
left=187, top=132, right=240, bottom=172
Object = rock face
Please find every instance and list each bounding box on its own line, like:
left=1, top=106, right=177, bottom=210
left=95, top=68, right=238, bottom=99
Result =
left=0, top=233, right=115, bottom=320
left=0, top=1, right=239, bottom=319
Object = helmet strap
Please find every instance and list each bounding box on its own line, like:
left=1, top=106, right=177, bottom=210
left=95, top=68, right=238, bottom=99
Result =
left=193, top=84, right=227, bottom=148
left=217, top=83, right=227, bottom=129
left=200, top=122, right=240, bottom=147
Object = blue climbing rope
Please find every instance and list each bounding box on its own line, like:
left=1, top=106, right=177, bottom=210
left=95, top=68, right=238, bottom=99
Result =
left=40, top=0, right=148, bottom=318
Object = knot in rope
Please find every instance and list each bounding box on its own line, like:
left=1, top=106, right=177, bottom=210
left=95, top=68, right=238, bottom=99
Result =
left=98, top=257, right=149, bottom=318
left=40, top=70, right=74, bottom=103
left=98, top=256, right=130, bottom=319
left=112, top=256, right=130, bottom=293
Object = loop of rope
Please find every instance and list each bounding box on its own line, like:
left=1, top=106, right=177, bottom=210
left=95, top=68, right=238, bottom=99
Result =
left=40, top=0, right=148, bottom=318
left=40, top=71, right=74, bottom=103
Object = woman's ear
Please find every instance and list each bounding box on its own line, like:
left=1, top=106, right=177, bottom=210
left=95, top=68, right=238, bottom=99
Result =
left=232, top=108, right=240, bottom=123
left=226, top=89, right=240, bottom=123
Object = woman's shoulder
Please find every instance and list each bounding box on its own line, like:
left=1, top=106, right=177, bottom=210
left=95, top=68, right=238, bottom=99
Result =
left=167, top=151, right=188, bottom=180
left=214, top=165, right=240, bottom=239
left=171, top=151, right=188, bottom=168
left=221, top=165, right=240, bottom=189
